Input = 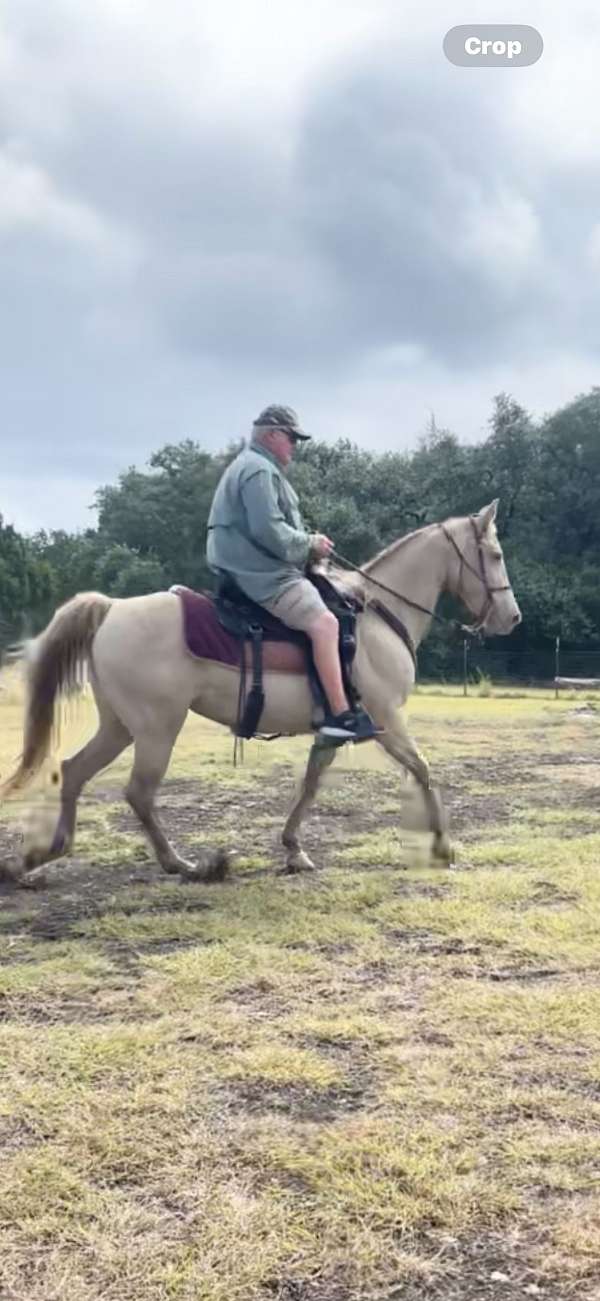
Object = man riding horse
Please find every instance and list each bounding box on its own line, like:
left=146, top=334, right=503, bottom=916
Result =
left=206, top=404, right=380, bottom=741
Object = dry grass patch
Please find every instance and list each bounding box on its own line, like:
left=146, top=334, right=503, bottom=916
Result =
left=3, top=680, right=600, bottom=1298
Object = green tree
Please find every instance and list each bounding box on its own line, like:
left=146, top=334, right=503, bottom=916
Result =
left=478, top=393, right=539, bottom=542
left=30, top=529, right=103, bottom=610
left=94, top=439, right=238, bottom=590
left=93, top=545, right=167, bottom=597
left=533, top=389, right=600, bottom=560
left=0, top=517, right=54, bottom=645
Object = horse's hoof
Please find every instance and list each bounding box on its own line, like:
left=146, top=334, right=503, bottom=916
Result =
left=20, top=867, right=48, bottom=890
left=201, top=849, right=230, bottom=883
left=179, top=849, right=230, bottom=884
left=432, top=834, right=455, bottom=866
left=280, top=849, right=317, bottom=874
left=23, top=836, right=69, bottom=872
left=161, top=859, right=187, bottom=876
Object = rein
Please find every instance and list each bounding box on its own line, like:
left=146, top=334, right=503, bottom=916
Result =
left=332, top=547, right=453, bottom=627
left=331, top=517, right=511, bottom=638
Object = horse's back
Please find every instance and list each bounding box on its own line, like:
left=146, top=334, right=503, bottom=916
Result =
left=91, top=592, right=197, bottom=722
left=90, top=589, right=316, bottom=736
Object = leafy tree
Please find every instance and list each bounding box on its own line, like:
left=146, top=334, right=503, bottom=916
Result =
left=94, top=439, right=238, bottom=590
left=533, top=389, right=600, bottom=560
left=478, top=393, right=539, bottom=542
left=6, top=384, right=600, bottom=678
left=29, top=529, right=103, bottom=610
left=0, top=516, right=53, bottom=645
left=93, top=545, right=167, bottom=597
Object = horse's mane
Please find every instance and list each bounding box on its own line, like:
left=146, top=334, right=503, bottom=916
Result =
left=321, top=521, right=432, bottom=604
left=363, top=522, right=431, bottom=572
left=364, top=511, right=498, bottom=573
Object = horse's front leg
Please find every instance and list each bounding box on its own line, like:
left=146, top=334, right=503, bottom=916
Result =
left=376, top=708, right=453, bottom=865
left=281, top=737, right=339, bottom=873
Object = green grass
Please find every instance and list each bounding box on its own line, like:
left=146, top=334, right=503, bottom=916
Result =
left=2, top=671, right=600, bottom=1297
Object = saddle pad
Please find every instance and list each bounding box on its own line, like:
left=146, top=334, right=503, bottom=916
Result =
left=172, top=586, right=307, bottom=674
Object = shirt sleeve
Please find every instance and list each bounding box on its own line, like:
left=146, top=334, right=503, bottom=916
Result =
left=240, top=469, right=313, bottom=567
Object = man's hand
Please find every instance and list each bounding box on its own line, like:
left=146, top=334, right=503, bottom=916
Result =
left=311, top=533, right=335, bottom=559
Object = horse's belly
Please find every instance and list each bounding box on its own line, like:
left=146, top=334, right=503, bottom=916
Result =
left=189, top=661, right=315, bottom=734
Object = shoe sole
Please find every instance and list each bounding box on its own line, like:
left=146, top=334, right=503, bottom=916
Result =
left=319, top=727, right=356, bottom=739
left=318, top=728, right=384, bottom=741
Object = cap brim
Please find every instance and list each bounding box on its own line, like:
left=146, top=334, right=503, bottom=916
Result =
left=292, top=431, right=311, bottom=441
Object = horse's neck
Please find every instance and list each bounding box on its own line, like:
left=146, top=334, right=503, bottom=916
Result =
left=366, top=525, right=447, bottom=647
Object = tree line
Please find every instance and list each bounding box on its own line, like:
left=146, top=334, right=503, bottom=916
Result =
left=2, top=388, right=600, bottom=680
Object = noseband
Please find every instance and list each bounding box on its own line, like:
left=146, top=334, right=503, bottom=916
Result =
left=439, top=517, right=512, bottom=633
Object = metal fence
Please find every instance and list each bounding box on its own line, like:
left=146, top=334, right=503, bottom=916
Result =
left=419, top=639, right=600, bottom=695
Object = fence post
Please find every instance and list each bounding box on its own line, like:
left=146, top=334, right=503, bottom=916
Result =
left=463, top=638, right=468, bottom=697
left=554, top=635, right=560, bottom=700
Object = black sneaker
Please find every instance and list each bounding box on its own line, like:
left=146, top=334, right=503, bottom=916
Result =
left=319, top=708, right=382, bottom=743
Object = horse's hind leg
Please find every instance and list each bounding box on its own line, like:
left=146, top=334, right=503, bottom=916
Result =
left=124, top=724, right=228, bottom=882
left=282, top=738, right=339, bottom=873
left=124, top=722, right=190, bottom=875
left=59, top=716, right=131, bottom=852
left=22, top=708, right=131, bottom=876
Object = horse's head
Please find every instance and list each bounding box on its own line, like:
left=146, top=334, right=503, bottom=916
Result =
left=442, top=501, right=521, bottom=636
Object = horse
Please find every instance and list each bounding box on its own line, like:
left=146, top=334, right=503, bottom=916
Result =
left=1, top=500, right=520, bottom=885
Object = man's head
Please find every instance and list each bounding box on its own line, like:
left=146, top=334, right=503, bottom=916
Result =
left=251, top=404, right=311, bottom=468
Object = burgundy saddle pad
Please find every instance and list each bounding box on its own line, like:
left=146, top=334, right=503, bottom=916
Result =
left=171, top=586, right=307, bottom=675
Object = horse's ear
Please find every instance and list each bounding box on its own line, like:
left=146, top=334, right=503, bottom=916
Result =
left=475, top=500, right=499, bottom=534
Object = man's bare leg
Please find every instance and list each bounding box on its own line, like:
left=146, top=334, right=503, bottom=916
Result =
left=306, top=610, right=350, bottom=715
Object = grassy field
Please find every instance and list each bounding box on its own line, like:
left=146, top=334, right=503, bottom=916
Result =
left=1, top=674, right=600, bottom=1301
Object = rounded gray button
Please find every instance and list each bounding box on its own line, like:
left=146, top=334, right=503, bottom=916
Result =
left=443, top=25, right=544, bottom=67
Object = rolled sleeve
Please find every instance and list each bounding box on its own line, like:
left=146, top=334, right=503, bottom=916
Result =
left=240, top=469, right=312, bottom=567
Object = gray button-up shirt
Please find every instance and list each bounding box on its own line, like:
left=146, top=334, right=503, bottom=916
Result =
left=206, top=440, right=314, bottom=603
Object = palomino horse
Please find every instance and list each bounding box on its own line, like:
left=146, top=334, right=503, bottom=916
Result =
left=2, top=501, right=520, bottom=885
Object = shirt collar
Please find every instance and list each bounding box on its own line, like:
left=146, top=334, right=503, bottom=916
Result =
left=249, top=439, right=286, bottom=472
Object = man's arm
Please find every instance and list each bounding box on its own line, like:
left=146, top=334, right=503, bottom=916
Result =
left=240, top=469, right=314, bottom=567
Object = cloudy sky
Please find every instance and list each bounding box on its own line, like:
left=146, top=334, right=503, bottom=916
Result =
left=1, top=0, right=600, bottom=532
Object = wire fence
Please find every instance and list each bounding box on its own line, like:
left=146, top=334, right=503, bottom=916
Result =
left=419, top=640, right=600, bottom=696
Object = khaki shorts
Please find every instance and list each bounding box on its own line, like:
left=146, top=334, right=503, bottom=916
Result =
left=262, top=579, right=328, bottom=632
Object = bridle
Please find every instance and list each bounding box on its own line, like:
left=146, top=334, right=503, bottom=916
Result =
left=331, top=515, right=513, bottom=637
left=438, top=517, right=513, bottom=634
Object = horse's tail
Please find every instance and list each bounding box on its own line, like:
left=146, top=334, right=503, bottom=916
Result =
left=1, top=592, right=113, bottom=796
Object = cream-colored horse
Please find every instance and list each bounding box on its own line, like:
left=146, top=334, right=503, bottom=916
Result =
left=2, top=501, right=520, bottom=885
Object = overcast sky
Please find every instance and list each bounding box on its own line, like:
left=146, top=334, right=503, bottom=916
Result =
left=1, top=0, right=600, bottom=533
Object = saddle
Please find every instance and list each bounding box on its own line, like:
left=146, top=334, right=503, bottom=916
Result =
left=214, top=572, right=362, bottom=739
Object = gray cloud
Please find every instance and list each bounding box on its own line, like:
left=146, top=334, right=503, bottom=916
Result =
left=1, top=3, right=599, bottom=530
left=296, top=60, right=567, bottom=364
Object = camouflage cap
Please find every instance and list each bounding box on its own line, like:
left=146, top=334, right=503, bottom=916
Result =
left=252, top=404, right=311, bottom=441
